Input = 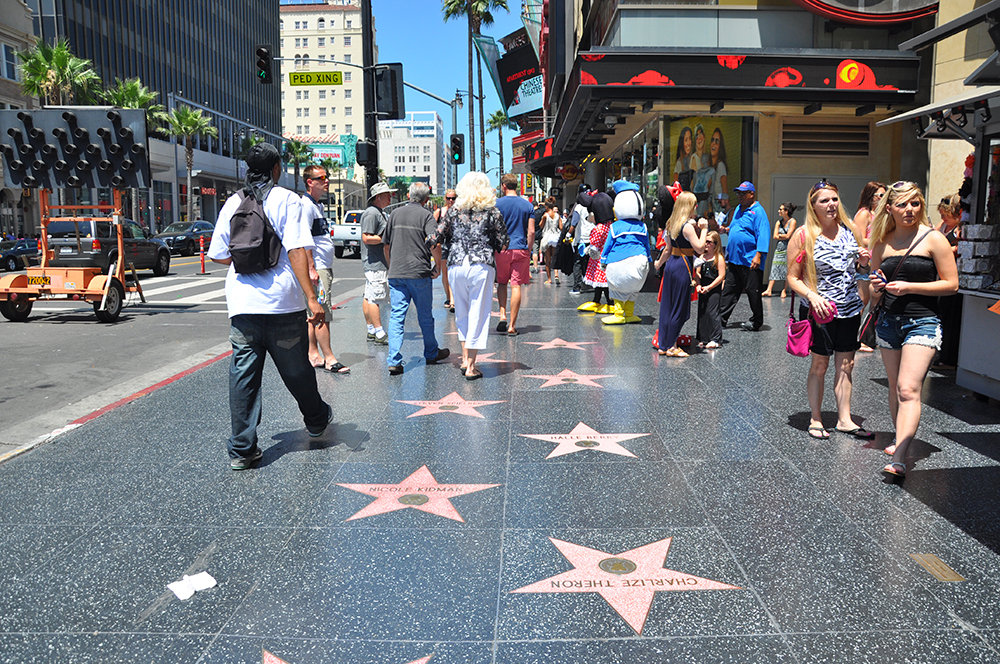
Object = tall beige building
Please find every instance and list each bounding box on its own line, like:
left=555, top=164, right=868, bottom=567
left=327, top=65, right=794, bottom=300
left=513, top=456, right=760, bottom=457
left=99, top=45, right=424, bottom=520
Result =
left=279, top=0, right=373, bottom=145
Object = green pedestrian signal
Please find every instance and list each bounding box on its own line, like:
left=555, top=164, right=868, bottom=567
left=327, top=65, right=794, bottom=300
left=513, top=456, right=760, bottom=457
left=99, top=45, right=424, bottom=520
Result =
left=450, top=133, right=464, bottom=165
left=255, top=45, right=273, bottom=84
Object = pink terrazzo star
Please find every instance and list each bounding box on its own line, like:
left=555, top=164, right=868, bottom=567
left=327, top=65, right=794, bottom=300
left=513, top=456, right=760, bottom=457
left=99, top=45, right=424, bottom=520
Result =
left=512, top=537, right=740, bottom=634
left=525, top=337, right=597, bottom=351
left=524, top=369, right=614, bottom=388
left=337, top=465, right=500, bottom=522
left=404, top=658, right=433, bottom=664
left=520, top=422, right=647, bottom=459
left=398, top=391, right=506, bottom=418
left=262, top=650, right=289, bottom=664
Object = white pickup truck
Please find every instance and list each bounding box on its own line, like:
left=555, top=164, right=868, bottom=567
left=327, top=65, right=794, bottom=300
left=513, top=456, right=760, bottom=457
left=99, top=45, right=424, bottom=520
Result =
left=330, top=210, right=363, bottom=258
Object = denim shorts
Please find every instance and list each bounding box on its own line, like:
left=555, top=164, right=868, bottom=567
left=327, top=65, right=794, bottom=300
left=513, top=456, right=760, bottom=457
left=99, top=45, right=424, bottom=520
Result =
left=875, top=313, right=942, bottom=350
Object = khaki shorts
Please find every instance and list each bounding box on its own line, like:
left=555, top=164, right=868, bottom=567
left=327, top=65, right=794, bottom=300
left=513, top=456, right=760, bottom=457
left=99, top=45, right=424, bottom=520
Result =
left=365, top=270, right=389, bottom=302
left=318, top=268, right=334, bottom=317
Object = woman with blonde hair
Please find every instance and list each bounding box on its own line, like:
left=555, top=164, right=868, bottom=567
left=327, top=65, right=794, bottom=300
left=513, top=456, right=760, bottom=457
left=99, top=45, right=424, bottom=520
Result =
left=869, top=181, right=958, bottom=478
left=653, top=191, right=708, bottom=357
left=786, top=180, right=872, bottom=440
left=433, top=172, right=509, bottom=380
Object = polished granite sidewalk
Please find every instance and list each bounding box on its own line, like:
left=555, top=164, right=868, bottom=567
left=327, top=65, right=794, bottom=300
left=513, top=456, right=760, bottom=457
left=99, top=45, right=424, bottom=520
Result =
left=2, top=279, right=1000, bottom=664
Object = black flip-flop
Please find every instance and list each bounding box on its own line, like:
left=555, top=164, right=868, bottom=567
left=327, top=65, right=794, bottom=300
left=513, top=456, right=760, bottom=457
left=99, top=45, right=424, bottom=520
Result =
left=836, top=426, right=875, bottom=440
left=507, top=328, right=519, bottom=336
left=496, top=320, right=508, bottom=333
left=807, top=425, right=829, bottom=440
left=324, top=362, right=350, bottom=374
left=465, top=369, right=483, bottom=381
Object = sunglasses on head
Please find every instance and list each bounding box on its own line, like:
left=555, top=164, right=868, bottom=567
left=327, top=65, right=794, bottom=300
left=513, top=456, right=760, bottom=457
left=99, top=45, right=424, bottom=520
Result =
left=891, top=180, right=917, bottom=190
left=813, top=178, right=838, bottom=191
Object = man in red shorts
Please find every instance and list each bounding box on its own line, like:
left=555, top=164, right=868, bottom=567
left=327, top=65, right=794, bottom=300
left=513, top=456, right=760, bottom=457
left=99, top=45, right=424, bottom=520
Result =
left=494, top=173, right=536, bottom=336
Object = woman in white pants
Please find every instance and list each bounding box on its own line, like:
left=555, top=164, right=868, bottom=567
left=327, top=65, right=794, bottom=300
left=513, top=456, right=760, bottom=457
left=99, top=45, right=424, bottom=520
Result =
left=432, top=172, right=509, bottom=380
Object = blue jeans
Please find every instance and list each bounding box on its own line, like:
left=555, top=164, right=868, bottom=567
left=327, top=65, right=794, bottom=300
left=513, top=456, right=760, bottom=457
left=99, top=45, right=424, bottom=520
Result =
left=387, top=277, right=440, bottom=367
left=876, top=313, right=942, bottom=351
left=228, top=311, right=329, bottom=459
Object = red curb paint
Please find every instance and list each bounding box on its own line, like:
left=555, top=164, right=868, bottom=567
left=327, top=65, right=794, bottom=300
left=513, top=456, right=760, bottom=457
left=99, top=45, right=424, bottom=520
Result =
left=71, top=350, right=233, bottom=427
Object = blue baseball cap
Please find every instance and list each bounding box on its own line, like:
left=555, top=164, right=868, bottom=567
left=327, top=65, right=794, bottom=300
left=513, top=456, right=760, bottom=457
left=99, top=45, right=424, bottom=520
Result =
left=733, top=181, right=755, bottom=193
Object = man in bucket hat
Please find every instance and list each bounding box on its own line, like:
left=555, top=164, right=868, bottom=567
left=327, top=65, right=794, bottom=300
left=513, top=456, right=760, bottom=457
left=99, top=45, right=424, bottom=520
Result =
left=361, top=181, right=396, bottom=345
left=208, top=142, right=332, bottom=470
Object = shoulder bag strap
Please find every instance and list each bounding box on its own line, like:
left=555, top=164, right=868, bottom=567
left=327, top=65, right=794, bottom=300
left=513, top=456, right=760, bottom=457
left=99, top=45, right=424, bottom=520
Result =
left=885, top=228, right=932, bottom=282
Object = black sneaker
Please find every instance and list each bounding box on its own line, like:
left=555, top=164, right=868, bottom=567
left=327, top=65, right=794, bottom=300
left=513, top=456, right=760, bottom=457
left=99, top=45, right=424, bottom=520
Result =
left=740, top=322, right=761, bottom=331
left=388, top=364, right=404, bottom=376
left=306, top=404, right=333, bottom=437
left=374, top=333, right=388, bottom=345
left=230, top=448, right=263, bottom=471
left=426, top=348, right=451, bottom=364
left=367, top=331, right=377, bottom=341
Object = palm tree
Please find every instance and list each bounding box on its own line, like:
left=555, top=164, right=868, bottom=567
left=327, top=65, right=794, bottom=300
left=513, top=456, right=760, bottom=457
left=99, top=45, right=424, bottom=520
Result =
left=102, top=78, right=168, bottom=226
left=442, top=0, right=509, bottom=172
left=236, top=133, right=264, bottom=161
left=487, top=109, right=516, bottom=176
left=282, top=139, right=313, bottom=193
left=166, top=106, right=218, bottom=223
left=17, top=38, right=101, bottom=105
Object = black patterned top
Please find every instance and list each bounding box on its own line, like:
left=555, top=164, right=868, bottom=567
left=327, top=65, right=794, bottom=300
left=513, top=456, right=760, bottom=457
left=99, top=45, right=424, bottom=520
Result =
left=433, top=205, right=509, bottom=268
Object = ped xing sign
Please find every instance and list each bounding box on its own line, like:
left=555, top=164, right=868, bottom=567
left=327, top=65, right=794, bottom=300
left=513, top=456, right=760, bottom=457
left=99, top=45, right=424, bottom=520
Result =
left=289, top=71, right=343, bottom=86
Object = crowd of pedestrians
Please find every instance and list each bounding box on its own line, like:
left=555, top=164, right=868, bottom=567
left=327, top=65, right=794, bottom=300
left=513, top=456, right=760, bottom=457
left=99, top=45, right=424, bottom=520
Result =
left=205, top=146, right=962, bottom=484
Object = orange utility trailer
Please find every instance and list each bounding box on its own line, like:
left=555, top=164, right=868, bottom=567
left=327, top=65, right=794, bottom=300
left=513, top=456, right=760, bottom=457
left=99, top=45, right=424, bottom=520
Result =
left=0, top=188, right=144, bottom=322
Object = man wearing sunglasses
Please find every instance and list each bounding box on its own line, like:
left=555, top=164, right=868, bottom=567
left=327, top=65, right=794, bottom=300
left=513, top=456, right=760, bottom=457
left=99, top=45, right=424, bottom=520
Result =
left=719, top=181, right=770, bottom=331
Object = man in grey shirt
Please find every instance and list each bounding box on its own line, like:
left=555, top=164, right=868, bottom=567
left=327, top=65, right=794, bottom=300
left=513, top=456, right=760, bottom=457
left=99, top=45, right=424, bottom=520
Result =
left=383, top=182, right=450, bottom=375
left=361, top=182, right=393, bottom=344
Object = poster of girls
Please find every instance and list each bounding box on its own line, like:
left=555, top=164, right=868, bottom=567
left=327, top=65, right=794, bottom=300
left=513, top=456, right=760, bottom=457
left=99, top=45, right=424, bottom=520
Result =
left=668, top=117, right=742, bottom=217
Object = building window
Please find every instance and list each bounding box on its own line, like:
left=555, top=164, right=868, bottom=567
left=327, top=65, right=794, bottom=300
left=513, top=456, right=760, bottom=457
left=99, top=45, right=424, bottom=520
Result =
left=424, top=146, right=430, bottom=153
left=319, top=107, right=326, bottom=117
left=330, top=107, right=336, bottom=115
left=280, top=20, right=284, bottom=30
left=296, top=125, right=302, bottom=134
left=423, top=156, right=430, bottom=162
left=344, top=36, right=352, bottom=47
left=317, top=18, right=325, bottom=30
left=302, top=91, right=308, bottom=100
left=345, top=107, right=352, bottom=116
left=344, top=72, right=352, bottom=82
left=294, top=21, right=300, bottom=30
left=318, top=37, right=325, bottom=47
left=304, top=108, right=310, bottom=117
left=344, top=89, right=352, bottom=99
left=302, top=21, right=308, bottom=30
left=281, top=109, right=285, bottom=118
left=319, top=55, right=326, bottom=62
left=281, top=91, right=285, bottom=101
left=330, top=124, right=336, bottom=132
left=296, top=90, right=302, bottom=100
left=346, top=20, right=352, bottom=29
left=294, top=38, right=301, bottom=49
left=296, top=108, right=302, bottom=118
left=279, top=38, right=284, bottom=50
left=328, top=36, right=335, bottom=46
left=424, top=166, right=431, bottom=172
left=302, top=37, right=308, bottom=47
left=319, top=125, right=326, bottom=134
left=319, top=90, right=326, bottom=100
left=304, top=126, right=310, bottom=134
left=344, top=54, right=351, bottom=64
left=345, top=124, right=352, bottom=134
left=329, top=89, right=336, bottom=97
left=301, top=54, right=309, bottom=69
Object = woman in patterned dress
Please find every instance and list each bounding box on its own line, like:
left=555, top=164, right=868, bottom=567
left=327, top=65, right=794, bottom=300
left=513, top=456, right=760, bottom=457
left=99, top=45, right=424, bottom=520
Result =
left=762, top=203, right=797, bottom=297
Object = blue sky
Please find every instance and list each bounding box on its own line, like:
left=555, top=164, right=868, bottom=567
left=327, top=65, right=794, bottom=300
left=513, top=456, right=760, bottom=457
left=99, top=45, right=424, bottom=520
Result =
left=373, top=0, right=526, bottom=179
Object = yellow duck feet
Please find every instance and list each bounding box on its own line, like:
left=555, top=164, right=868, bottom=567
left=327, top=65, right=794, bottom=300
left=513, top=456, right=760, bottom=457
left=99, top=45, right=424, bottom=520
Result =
left=577, top=301, right=600, bottom=312
left=601, top=300, right=627, bottom=325
left=595, top=303, right=612, bottom=314
left=622, top=300, right=641, bottom=323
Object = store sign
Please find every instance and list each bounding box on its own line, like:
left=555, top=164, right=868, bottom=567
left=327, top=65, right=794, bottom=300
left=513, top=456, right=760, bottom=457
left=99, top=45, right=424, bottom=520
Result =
left=201, top=187, right=217, bottom=196
left=308, top=144, right=344, bottom=162
left=789, top=0, right=937, bottom=24
left=497, top=44, right=543, bottom=119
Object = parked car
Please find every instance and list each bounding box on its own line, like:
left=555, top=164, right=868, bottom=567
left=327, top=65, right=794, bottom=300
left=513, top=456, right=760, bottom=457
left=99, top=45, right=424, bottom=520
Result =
left=47, top=218, right=171, bottom=276
left=154, top=220, right=215, bottom=256
left=1, top=239, right=39, bottom=272
left=331, top=210, right=363, bottom=258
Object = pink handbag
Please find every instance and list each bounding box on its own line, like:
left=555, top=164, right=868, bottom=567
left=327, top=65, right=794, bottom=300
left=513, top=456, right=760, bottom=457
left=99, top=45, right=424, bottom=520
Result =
left=786, top=293, right=812, bottom=357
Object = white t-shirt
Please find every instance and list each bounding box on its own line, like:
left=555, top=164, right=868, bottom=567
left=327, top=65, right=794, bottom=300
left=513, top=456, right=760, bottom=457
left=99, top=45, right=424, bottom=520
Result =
left=301, top=194, right=333, bottom=269
left=207, top=186, right=315, bottom=318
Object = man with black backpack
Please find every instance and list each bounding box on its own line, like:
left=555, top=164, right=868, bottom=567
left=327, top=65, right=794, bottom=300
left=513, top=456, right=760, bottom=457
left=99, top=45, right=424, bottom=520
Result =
left=208, top=143, right=332, bottom=471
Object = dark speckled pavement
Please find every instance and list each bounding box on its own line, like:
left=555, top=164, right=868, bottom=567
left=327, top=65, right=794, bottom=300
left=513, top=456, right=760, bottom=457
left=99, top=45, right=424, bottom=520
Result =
left=3, top=281, right=1000, bottom=664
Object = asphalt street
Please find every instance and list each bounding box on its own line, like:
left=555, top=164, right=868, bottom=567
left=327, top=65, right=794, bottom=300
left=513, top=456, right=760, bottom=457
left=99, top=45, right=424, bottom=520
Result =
left=0, top=253, right=367, bottom=458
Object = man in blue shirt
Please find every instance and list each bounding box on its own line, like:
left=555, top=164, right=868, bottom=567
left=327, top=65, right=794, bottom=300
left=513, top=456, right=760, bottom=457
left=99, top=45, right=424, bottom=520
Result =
left=494, top=173, right=535, bottom=336
left=719, top=181, right=770, bottom=331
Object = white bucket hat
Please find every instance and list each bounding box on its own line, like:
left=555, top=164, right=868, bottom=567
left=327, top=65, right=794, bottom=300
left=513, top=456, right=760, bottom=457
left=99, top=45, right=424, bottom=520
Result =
left=368, top=181, right=397, bottom=202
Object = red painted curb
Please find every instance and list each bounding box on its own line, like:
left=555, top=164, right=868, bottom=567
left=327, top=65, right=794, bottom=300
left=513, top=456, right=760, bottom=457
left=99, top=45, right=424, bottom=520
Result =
left=71, top=350, right=233, bottom=427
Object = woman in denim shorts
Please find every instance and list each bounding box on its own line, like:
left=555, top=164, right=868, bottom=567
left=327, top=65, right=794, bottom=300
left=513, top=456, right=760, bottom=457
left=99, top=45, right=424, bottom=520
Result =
left=869, top=182, right=959, bottom=479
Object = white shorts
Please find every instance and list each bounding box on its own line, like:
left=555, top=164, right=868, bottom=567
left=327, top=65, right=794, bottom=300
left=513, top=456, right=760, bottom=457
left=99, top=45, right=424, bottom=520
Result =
left=606, top=255, right=650, bottom=302
left=364, top=270, right=388, bottom=303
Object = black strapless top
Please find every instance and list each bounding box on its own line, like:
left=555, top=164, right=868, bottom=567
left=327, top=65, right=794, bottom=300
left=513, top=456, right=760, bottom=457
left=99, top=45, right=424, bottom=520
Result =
left=880, top=254, right=939, bottom=318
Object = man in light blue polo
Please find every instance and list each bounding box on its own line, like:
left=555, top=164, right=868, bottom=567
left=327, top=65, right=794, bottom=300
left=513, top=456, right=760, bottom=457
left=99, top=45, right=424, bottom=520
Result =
left=719, top=181, right=770, bottom=331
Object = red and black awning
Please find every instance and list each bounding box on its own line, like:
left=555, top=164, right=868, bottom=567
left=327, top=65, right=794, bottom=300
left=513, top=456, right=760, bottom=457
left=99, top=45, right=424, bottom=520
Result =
left=550, top=49, right=921, bottom=158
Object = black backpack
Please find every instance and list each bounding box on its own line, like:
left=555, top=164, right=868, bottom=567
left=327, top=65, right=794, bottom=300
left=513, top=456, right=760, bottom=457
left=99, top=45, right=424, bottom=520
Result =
left=228, top=188, right=282, bottom=274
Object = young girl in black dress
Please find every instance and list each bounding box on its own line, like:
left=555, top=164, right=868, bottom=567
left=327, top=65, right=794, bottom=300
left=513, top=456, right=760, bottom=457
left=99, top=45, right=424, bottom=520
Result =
left=696, top=230, right=726, bottom=349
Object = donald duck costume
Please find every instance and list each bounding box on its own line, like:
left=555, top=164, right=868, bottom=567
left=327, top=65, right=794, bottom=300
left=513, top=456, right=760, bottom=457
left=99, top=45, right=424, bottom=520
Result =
left=599, top=180, right=652, bottom=324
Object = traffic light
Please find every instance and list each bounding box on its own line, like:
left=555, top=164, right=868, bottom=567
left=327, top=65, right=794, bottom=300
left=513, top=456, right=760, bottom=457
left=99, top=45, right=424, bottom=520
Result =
left=255, top=45, right=273, bottom=84
left=374, top=63, right=405, bottom=121
left=450, top=133, right=464, bottom=165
